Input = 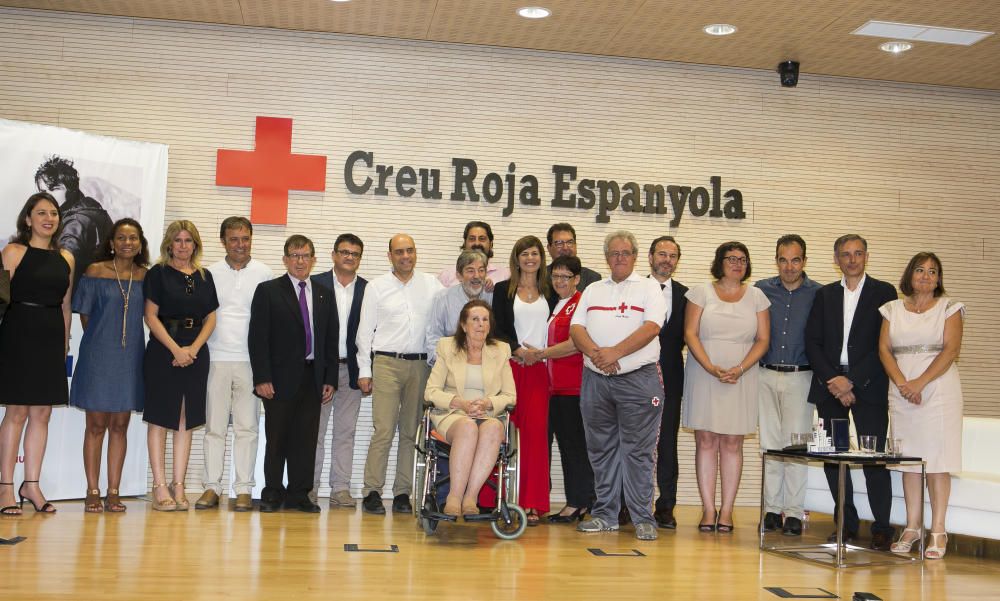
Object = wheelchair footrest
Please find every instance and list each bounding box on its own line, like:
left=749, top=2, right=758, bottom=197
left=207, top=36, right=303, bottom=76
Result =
left=422, top=510, right=457, bottom=522
left=463, top=512, right=495, bottom=523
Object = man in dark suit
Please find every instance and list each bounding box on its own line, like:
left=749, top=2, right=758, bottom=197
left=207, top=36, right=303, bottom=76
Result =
left=805, top=234, right=898, bottom=550
left=249, top=235, right=338, bottom=513
left=310, top=233, right=368, bottom=508
left=547, top=223, right=601, bottom=291
left=647, top=236, right=688, bottom=529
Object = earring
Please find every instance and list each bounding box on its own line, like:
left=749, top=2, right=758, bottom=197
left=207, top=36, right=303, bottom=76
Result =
left=110, top=249, right=115, bottom=255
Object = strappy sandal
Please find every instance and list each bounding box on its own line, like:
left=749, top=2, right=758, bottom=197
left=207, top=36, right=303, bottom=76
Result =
left=18, top=481, right=56, bottom=513
left=84, top=489, right=104, bottom=513
left=890, top=527, right=921, bottom=554
left=151, top=482, right=177, bottom=512
left=171, top=482, right=190, bottom=511
left=0, top=482, right=22, bottom=516
left=925, top=532, right=948, bottom=559
left=104, top=489, right=127, bottom=513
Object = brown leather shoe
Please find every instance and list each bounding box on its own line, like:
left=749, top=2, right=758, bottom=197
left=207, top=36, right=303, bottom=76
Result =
left=234, top=493, right=253, bottom=512
left=195, top=489, right=219, bottom=510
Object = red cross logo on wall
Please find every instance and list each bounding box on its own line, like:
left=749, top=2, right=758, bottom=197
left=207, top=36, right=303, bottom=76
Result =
left=216, top=116, right=327, bottom=225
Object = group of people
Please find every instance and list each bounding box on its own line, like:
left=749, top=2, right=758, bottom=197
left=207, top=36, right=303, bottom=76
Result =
left=0, top=196, right=965, bottom=556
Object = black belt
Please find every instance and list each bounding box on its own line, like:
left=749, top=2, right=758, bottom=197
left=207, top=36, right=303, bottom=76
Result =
left=762, top=364, right=811, bottom=372
left=304, top=359, right=315, bottom=366
left=338, top=358, right=348, bottom=364
left=375, top=351, right=428, bottom=361
left=13, top=301, right=61, bottom=308
left=838, top=365, right=850, bottom=374
left=161, top=316, right=203, bottom=338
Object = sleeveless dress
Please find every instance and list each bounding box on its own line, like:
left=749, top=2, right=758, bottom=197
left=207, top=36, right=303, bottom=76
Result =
left=879, top=298, right=965, bottom=474
left=142, top=264, right=219, bottom=430
left=681, top=283, right=770, bottom=435
left=70, top=275, right=146, bottom=412
left=0, top=246, right=71, bottom=405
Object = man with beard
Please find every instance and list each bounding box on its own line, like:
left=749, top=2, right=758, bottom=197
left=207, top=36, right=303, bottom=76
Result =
left=437, top=221, right=509, bottom=288
left=34, top=156, right=113, bottom=286
left=427, top=250, right=493, bottom=363
left=547, top=223, right=601, bottom=292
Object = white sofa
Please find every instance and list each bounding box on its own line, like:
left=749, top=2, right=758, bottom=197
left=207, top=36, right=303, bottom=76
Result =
left=803, top=416, right=1000, bottom=539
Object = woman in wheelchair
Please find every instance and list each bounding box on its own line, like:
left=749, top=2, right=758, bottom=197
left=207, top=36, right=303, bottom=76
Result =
left=425, top=299, right=516, bottom=517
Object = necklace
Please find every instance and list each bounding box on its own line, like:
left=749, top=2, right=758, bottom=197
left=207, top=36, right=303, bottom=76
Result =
left=112, top=260, right=134, bottom=348
left=906, top=296, right=935, bottom=314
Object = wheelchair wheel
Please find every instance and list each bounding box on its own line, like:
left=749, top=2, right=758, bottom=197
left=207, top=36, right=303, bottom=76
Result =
left=491, top=503, right=527, bottom=540
left=412, top=422, right=429, bottom=524
left=504, top=428, right=520, bottom=505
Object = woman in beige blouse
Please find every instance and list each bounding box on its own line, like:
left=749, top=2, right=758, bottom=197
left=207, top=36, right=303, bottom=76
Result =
left=425, top=299, right=516, bottom=517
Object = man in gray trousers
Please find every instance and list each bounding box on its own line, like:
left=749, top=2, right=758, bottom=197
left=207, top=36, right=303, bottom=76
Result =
left=570, top=230, right=667, bottom=541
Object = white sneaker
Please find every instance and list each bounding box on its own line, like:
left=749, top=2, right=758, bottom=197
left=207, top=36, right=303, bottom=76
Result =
left=635, top=522, right=658, bottom=540
left=577, top=517, right=619, bottom=533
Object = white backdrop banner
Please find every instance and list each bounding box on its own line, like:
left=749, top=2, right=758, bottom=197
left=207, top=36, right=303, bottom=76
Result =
left=0, top=118, right=167, bottom=500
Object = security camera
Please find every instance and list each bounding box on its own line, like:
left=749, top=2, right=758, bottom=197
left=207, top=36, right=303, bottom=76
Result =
left=777, top=61, right=800, bottom=87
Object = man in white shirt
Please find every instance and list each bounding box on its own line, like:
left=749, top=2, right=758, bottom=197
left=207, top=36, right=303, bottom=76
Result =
left=196, top=217, right=274, bottom=512
left=426, top=249, right=492, bottom=363
left=358, top=234, right=444, bottom=515
left=570, top=230, right=667, bottom=541
left=310, top=233, right=368, bottom=508
left=437, top=221, right=509, bottom=288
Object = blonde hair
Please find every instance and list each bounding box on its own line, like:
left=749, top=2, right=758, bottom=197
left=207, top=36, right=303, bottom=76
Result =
left=157, top=220, right=206, bottom=276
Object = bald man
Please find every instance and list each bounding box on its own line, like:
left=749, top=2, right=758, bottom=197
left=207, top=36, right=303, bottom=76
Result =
left=357, top=234, right=443, bottom=515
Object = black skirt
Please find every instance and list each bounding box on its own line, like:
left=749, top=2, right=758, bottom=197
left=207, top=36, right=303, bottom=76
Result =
left=142, top=327, right=209, bottom=430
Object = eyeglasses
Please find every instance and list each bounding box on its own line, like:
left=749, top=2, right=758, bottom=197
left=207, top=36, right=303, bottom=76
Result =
left=723, top=256, right=748, bottom=265
left=551, top=239, right=576, bottom=248
left=183, top=274, right=195, bottom=295
left=335, top=249, right=362, bottom=259
left=287, top=253, right=314, bottom=262
left=608, top=250, right=634, bottom=259
left=551, top=274, right=576, bottom=281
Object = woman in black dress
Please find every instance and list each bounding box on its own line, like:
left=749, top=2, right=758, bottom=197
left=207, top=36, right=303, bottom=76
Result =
left=144, top=220, right=218, bottom=511
left=0, top=192, right=75, bottom=515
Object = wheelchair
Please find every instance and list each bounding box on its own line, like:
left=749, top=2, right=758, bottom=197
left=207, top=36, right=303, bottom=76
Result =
left=412, top=401, right=526, bottom=540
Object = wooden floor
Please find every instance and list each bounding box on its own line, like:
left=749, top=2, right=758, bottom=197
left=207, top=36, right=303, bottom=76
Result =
left=2, top=499, right=998, bottom=600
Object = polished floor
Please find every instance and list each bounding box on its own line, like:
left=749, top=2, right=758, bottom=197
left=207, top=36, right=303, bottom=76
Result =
left=2, top=499, right=997, bottom=601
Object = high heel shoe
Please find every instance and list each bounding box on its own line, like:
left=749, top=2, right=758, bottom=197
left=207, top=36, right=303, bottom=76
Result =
left=18, top=481, right=56, bottom=513
left=151, top=482, right=177, bottom=512
left=890, top=527, right=921, bottom=554
left=698, top=510, right=718, bottom=533
left=925, top=532, right=948, bottom=559
left=84, top=489, right=104, bottom=513
left=104, top=489, right=127, bottom=513
left=547, top=506, right=588, bottom=523
left=170, top=482, right=190, bottom=511
left=0, top=482, right=21, bottom=516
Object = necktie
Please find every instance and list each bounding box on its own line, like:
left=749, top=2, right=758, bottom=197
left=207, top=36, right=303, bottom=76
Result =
left=660, top=283, right=666, bottom=290
left=298, top=281, right=313, bottom=357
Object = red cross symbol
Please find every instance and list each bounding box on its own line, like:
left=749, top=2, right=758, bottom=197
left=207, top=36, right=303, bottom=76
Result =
left=618, top=302, right=628, bottom=313
left=216, top=116, right=327, bottom=225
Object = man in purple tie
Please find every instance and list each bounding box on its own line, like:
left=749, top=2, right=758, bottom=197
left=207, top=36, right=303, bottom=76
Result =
left=249, top=235, right=339, bottom=513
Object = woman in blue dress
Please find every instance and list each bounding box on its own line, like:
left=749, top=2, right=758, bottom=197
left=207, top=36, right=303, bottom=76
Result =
left=71, top=218, right=149, bottom=513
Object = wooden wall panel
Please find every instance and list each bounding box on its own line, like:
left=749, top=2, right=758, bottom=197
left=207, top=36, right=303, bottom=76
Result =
left=2, top=7, right=998, bottom=508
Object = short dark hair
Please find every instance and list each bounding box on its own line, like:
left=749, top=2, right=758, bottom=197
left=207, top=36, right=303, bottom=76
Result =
left=550, top=255, right=581, bottom=276
left=34, top=156, right=80, bottom=193
left=710, top=241, right=752, bottom=281
left=834, top=234, right=867, bottom=254
left=335, top=233, right=364, bottom=253
left=284, top=234, right=315, bottom=256
left=97, top=218, right=150, bottom=267
left=452, top=299, right=498, bottom=353
left=648, top=235, right=681, bottom=256
left=219, top=216, right=253, bottom=239
left=899, top=252, right=946, bottom=297
left=546, top=222, right=576, bottom=245
left=775, top=234, right=806, bottom=258
left=11, top=192, right=62, bottom=248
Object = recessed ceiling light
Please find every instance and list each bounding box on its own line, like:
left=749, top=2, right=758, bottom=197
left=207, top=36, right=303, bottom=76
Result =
left=329, top=0, right=351, bottom=3
left=854, top=20, right=994, bottom=46
left=517, top=7, right=551, bottom=19
left=879, top=41, right=913, bottom=54
left=703, top=24, right=737, bottom=36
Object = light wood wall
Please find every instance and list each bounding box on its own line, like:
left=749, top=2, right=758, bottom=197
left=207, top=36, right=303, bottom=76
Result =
left=2, top=7, right=998, bottom=507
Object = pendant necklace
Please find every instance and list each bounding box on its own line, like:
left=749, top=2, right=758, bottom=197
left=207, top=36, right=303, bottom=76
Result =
left=112, top=260, right=134, bottom=348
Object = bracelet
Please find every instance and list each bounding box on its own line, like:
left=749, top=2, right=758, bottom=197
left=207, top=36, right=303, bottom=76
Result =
left=738, top=364, right=744, bottom=375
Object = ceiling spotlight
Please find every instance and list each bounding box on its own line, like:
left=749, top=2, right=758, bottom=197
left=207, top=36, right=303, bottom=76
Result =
left=879, top=41, right=913, bottom=53
left=517, top=7, right=551, bottom=19
left=703, top=24, right=737, bottom=36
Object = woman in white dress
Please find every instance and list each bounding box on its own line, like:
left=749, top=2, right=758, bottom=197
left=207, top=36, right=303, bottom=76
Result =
left=682, top=242, right=770, bottom=533
left=879, top=252, right=964, bottom=559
